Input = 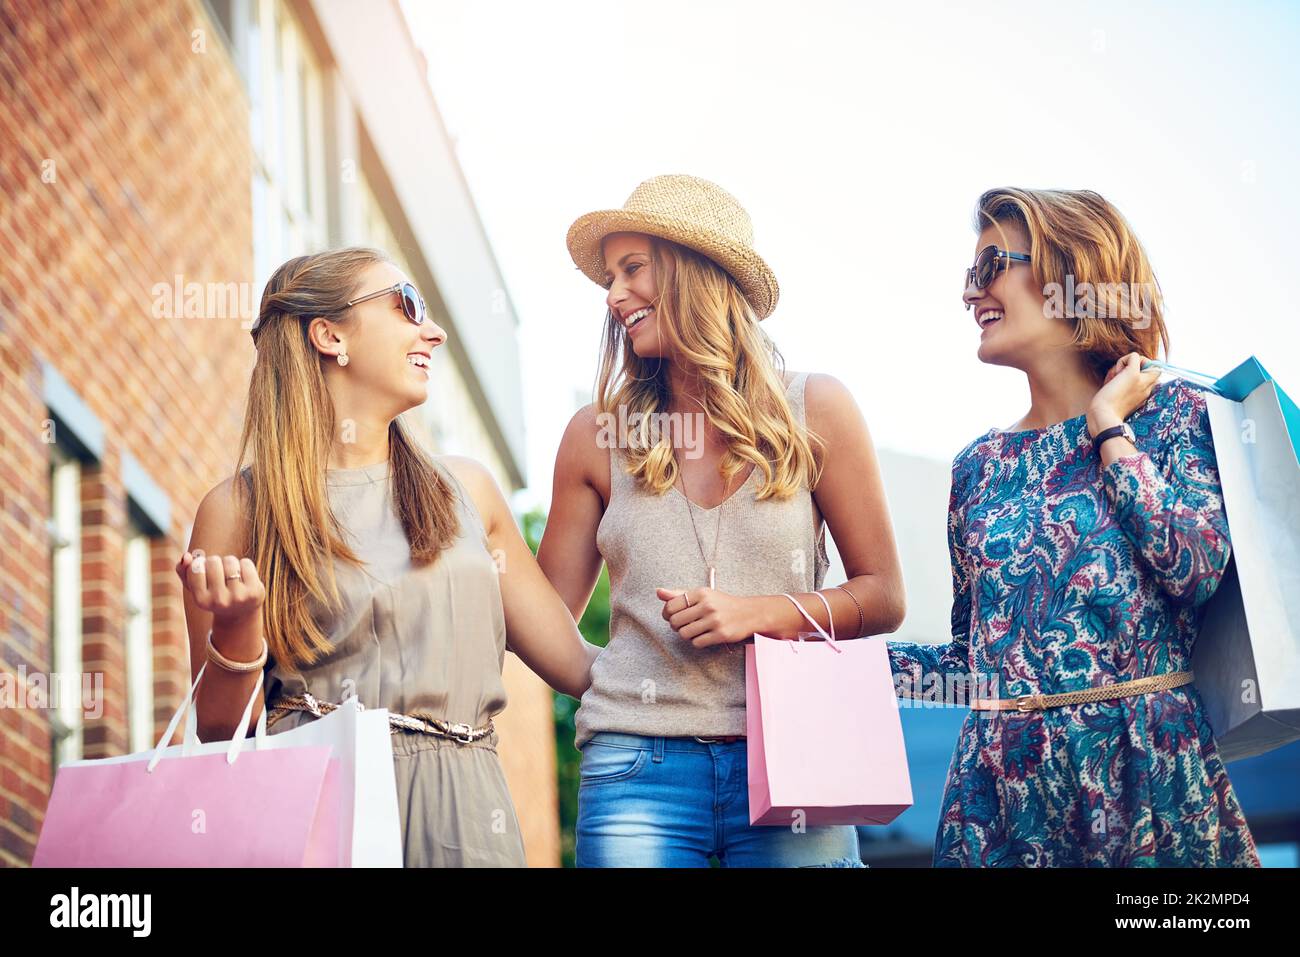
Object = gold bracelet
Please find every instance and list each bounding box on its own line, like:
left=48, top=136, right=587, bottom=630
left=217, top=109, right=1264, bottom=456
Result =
left=835, top=584, right=865, bottom=638
left=206, top=629, right=268, bottom=673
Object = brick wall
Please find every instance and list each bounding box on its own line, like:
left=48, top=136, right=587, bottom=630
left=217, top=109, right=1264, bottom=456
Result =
left=0, top=0, right=255, bottom=866
left=0, top=0, right=559, bottom=868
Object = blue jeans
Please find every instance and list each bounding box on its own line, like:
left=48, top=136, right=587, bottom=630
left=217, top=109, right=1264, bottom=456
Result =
left=575, top=732, right=866, bottom=868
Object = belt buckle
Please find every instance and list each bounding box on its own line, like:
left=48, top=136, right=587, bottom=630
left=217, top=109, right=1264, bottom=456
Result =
left=1015, top=694, right=1041, bottom=712
left=447, top=722, right=476, bottom=743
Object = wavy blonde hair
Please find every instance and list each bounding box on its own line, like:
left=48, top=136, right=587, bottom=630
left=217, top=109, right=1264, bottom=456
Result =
left=595, top=236, right=823, bottom=498
left=975, top=187, right=1170, bottom=380
left=235, top=247, right=460, bottom=671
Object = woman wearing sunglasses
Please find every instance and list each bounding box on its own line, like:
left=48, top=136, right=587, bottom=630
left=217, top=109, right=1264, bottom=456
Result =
left=174, top=247, right=599, bottom=867
left=886, top=188, right=1260, bottom=866
left=538, top=175, right=906, bottom=867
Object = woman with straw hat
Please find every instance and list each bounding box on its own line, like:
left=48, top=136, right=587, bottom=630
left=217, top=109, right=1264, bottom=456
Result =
left=539, top=174, right=906, bottom=866
left=174, top=247, right=600, bottom=867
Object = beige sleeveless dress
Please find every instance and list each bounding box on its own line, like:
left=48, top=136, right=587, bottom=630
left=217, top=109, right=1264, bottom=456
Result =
left=262, top=457, right=527, bottom=868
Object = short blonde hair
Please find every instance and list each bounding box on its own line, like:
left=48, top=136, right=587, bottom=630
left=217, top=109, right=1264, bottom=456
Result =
left=974, top=187, right=1170, bottom=379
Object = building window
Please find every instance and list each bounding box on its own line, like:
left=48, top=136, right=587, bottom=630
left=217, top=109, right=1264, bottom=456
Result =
left=124, top=527, right=154, bottom=754
left=356, top=174, right=513, bottom=488
left=47, top=445, right=83, bottom=767
left=221, top=0, right=329, bottom=291
left=359, top=175, right=415, bottom=273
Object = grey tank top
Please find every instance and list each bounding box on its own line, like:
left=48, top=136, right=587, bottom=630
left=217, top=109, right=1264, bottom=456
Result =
left=263, top=456, right=509, bottom=727
left=575, top=371, right=830, bottom=748
left=258, top=457, right=525, bottom=866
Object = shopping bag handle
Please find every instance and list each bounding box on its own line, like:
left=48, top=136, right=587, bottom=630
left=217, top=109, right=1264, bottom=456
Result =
left=1140, top=359, right=1226, bottom=397
left=780, top=592, right=842, bottom=654
left=147, top=658, right=268, bottom=772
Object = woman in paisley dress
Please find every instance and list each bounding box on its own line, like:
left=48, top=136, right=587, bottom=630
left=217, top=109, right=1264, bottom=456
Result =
left=887, top=187, right=1260, bottom=867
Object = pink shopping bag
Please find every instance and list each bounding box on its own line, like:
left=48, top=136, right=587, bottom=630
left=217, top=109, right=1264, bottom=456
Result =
left=746, top=592, right=913, bottom=826
left=34, top=662, right=344, bottom=867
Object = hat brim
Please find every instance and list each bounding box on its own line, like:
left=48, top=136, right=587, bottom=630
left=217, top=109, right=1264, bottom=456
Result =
left=566, top=209, right=779, bottom=320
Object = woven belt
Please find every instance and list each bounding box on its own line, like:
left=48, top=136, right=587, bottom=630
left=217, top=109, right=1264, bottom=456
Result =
left=970, top=671, right=1194, bottom=712
left=267, top=693, right=496, bottom=743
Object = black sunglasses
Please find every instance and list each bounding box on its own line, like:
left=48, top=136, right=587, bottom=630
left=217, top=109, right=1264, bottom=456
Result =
left=964, top=244, right=1031, bottom=309
left=346, top=281, right=426, bottom=325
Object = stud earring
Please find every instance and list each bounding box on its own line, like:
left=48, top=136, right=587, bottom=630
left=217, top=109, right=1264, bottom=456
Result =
left=337, top=349, right=349, bottom=367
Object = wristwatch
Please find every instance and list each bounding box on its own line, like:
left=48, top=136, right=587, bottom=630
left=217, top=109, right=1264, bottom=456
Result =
left=1091, top=422, right=1135, bottom=454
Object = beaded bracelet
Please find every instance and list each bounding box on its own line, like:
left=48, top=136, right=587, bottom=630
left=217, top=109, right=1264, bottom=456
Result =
left=835, top=584, right=865, bottom=638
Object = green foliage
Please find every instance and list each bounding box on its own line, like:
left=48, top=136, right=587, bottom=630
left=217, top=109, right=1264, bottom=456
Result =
left=519, top=504, right=609, bottom=868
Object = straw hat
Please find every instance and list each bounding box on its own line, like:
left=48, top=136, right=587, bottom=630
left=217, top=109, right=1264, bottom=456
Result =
left=566, top=174, right=779, bottom=320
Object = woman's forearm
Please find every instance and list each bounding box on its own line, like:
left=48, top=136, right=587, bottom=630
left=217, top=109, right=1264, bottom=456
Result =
left=195, top=613, right=266, bottom=741
left=750, top=576, right=904, bottom=640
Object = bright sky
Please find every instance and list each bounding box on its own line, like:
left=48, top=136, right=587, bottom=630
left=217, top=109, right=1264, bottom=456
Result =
left=400, top=0, right=1300, bottom=508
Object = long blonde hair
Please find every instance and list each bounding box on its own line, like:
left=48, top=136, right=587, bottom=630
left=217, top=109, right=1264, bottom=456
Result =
left=235, top=247, right=460, bottom=670
left=975, top=187, right=1170, bottom=380
left=595, top=236, right=823, bottom=498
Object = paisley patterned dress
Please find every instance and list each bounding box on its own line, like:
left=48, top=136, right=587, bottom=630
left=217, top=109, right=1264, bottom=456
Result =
left=888, top=379, right=1260, bottom=866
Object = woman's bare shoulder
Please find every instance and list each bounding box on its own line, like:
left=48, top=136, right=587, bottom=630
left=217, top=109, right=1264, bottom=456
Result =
left=556, top=403, right=611, bottom=493
left=433, top=454, right=505, bottom=534
left=190, top=471, right=253, bottom=555
left=801, top=372, right=861, bottom=428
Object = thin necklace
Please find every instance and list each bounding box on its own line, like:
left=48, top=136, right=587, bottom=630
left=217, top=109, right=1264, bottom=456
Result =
left=674, top=452, right=725, bottom=590
left=676, top=459, right=746, bottom=657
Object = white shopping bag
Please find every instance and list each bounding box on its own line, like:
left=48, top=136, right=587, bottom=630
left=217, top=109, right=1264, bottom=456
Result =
left=34, top=661, right=402, bottom=867
left=1149, top=358, right=1300, bottom=762
left=262, top=686, right=403, bottom=867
